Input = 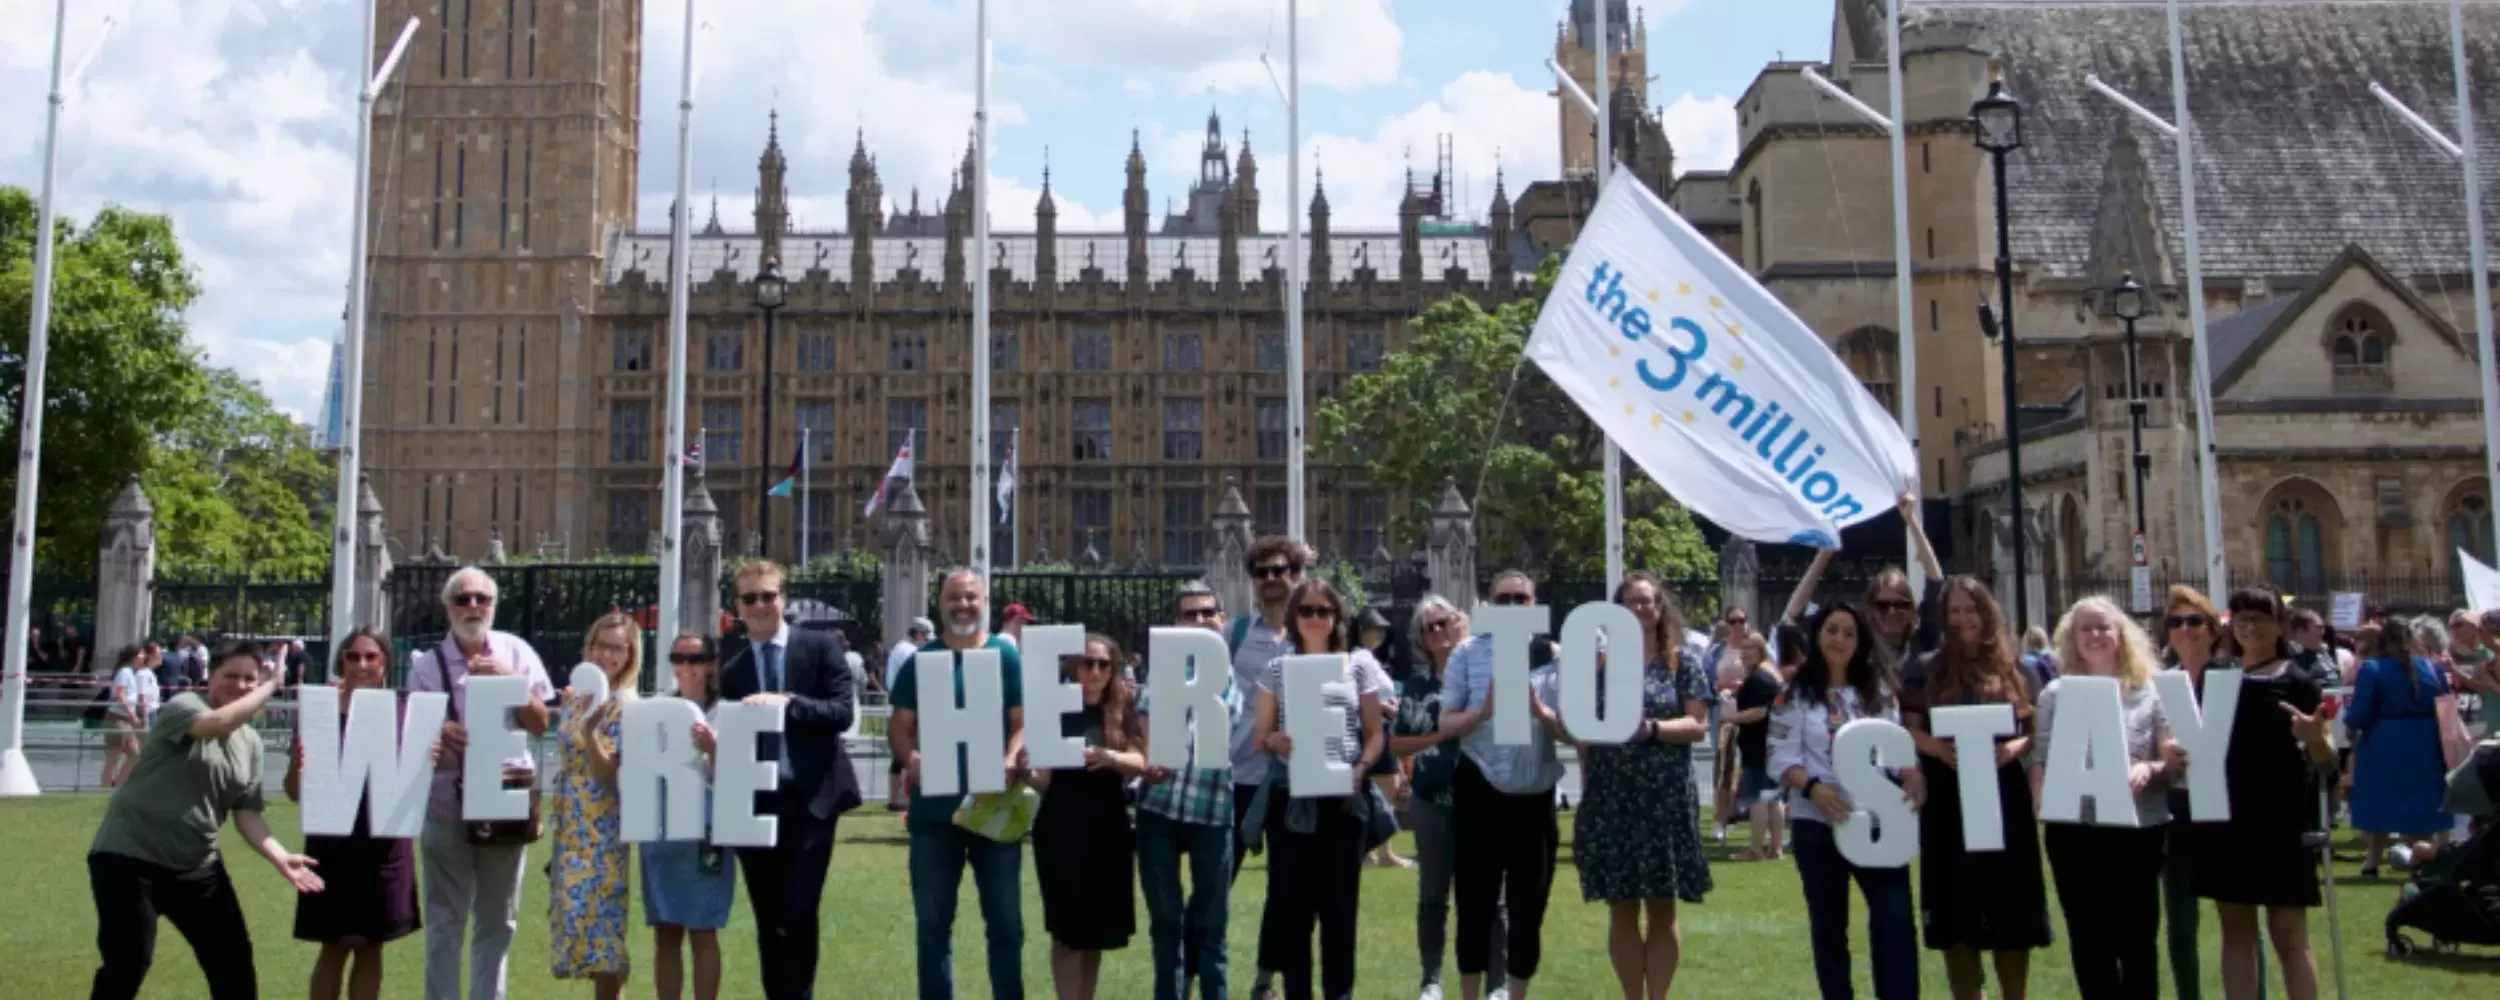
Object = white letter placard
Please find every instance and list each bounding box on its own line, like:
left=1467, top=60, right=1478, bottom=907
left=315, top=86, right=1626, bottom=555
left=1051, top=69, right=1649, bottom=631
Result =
left=1281, top=654, right=1357, bottom=798
left=1558, top=602, right=1645, bottom=745
left=461, top=675, right=533, bottom=821
left=1477, top=604, right=1551, bottom=747
left=564, top=663, right=611, bottom=719
left=2038, top=676, right=2139, bottom=827
left=2152, top=668, right=2240, bottom=822
left=711, top=700, right=784, bottom=847
left=1832, top=718, right=1919, bottom=868
left=1928, top=703, right=2015, bottom=851
left=1019, top=625, right=1091, bottom=772
left=297, top=685, right=447, bottom=839
left=916, top=648, right=1008, bottom=797
left=1145, top=627, right=1232, bottom=770
left=619, top=697, right=708, bottom=842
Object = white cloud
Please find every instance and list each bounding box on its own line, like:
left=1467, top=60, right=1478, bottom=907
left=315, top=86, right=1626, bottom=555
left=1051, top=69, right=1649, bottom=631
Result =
left=1661, top=92, right=1740, bottom=174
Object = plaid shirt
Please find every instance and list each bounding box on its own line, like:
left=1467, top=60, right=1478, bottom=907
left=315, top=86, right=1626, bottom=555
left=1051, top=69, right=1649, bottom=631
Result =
left=1136, top=678, right=1241, bottom=827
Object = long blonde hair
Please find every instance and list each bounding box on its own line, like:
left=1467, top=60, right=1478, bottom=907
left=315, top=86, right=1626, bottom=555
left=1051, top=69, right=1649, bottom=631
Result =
left=585, top=611, right=645, bottom=693
left=2051, top=596, right=2158, bottom=689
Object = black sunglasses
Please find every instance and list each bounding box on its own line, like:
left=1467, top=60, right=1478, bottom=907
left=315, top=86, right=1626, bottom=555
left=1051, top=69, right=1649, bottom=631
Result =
left=1295, top=604, right=1338, bottom=620
left=1489, top=593, right=1530, bottom=607
left=738, top=590, right=781, bottom=606
left=1425, top=619, right=1454, bottom=634
left=2166, top=614, right=2210, bottom=630
left=1873, top=599, right=1915, bottom=613
left=1252, top=563, right=1301, bottom=580
left=668, top=653, right=715, bottom=665
left=1073, top=657, right=1116, bottom=672
left=450, top=593, right=494, bottom=608
left=1178, top=607, right=1220, bottom=622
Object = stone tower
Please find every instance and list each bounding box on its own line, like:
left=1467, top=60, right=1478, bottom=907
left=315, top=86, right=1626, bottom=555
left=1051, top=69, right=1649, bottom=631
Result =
left=1555, top=0, right=1645, bottom=180
left=360, top=0, right=644, bottom=558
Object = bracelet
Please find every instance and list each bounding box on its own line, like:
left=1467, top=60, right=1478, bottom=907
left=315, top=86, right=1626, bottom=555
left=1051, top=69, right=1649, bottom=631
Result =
left=1802, top=777, right=1824, bottom=797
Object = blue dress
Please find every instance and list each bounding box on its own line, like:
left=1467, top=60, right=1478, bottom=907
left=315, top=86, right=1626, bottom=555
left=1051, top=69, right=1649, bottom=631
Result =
left=2347, top=655, right=2453, bottom=837
left=638, top=704, right=738, bottom=929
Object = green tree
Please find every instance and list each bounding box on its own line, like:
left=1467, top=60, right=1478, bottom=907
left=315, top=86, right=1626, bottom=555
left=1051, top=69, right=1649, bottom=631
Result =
left=1, top=188, right=330, bottom=575
left=1314, top=256, right=1714, bottom=581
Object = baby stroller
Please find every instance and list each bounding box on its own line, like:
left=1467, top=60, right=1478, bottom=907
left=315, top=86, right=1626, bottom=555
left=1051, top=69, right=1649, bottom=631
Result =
left=2384, top=742, right=2500, bottom=957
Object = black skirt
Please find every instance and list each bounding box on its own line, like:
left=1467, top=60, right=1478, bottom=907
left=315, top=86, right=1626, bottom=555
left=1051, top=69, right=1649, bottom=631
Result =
left=1915, top=756, right=2054, bottom=952
left=1030, top=766, right=1136, bottom=951
left=292, top=804, right=420, bottom=946
left=2190, top=669, right=2325, bottom=908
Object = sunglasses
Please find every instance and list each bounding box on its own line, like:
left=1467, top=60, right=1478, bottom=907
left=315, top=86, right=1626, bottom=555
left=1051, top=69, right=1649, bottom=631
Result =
left=1873, top=599, right=1915, bottom=613
left=1425, top=619, right=1454, bottom=634
left=1178, top=607, right=1220, bottom=622
left=738, top=590, right=781, bottom=606
left=1295, top=604, right=1338, bottom=620
left=450, top=593, right=494, bottom=608
left=1252, top=563, right=1300, bottom=580
left=668, top=653, right=715, bottom=665
left=1073, top=657, right=1116, bottom=672
left=2166, top=614, right=2210, bottom=630
left=341, top=651, right=384, bottom=664
left=1489, top=593, right=1530, bottom=606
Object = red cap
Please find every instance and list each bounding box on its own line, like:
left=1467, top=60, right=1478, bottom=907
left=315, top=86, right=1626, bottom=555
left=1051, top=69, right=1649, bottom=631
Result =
left=1002, top=603, right=1034, bottom=623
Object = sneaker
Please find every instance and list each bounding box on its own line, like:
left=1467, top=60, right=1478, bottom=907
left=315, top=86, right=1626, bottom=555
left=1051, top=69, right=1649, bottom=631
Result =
left=2390, top=843, right=2417, bottom=871
left=1418, top=983, right=1444, bottom=1000
left=1252, top=985, right=1279, bottom=1000
left=1489, top=988, right=1511, bottom=1000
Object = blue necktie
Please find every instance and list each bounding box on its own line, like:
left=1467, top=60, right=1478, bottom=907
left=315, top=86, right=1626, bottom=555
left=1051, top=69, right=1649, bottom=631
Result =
left=762, top=643, right=794, bottom=782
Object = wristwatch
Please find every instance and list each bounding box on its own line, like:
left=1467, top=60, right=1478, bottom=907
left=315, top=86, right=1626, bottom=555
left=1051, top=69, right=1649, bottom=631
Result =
left=1802, top=777, right=1824, bottom=798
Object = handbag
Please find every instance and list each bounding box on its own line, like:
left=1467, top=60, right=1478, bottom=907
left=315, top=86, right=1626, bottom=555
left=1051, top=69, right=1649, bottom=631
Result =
left=952, top=786, right=1042, bottom=843
left=2434, top=677, right=2473, bottom=771
left=436, top=640, right=544, bottom=846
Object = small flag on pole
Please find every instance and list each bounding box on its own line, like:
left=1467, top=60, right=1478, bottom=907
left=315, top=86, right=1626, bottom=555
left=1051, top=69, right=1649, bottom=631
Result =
left=996, top=428, right=1017, bottom=524
left=862, top=430, right=916, bottom=518
left=767, top=438, right=803, bottom=498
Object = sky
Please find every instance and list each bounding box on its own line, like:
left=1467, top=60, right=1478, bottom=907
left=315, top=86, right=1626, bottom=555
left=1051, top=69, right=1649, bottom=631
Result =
left=0, top=0, right=1836, bottom=424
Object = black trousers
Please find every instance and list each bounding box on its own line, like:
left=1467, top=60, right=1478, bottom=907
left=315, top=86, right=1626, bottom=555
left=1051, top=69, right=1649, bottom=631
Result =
left=1262, top=799, right=1365, bottom=1000
left=1452, top=758, right=1558, bottom=981
left=2046, top=823, right=2167, bottom=1000
left=738, top=810, right=840, bottom=1000
left=87, top=852, right=257, bottom=1000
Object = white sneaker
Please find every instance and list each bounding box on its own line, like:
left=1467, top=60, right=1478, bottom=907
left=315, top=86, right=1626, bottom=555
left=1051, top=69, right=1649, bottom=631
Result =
left=1489, top=988, right=1511, bottom=1000
left=2390, top=844, right=2417, bottom=871
left=1418, top=984, right=1444, bottom=1000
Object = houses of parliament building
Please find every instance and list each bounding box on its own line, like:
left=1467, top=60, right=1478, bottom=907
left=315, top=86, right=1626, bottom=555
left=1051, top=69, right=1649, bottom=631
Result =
left=347, top=0, right=1678, bottom=568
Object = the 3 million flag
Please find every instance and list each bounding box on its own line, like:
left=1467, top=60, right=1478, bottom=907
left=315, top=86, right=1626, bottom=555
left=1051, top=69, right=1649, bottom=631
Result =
left=1524, top=166, right=1916, bottom=548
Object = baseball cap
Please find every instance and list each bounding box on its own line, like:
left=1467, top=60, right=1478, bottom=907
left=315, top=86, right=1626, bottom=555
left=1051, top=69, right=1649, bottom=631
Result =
left=1002, top=603, right=1034, bottom=623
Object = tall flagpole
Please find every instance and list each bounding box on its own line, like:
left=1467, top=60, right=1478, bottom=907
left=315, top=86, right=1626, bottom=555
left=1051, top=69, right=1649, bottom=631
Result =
left=2164, top=0, right=2227, bottom=597
left=1597, top=0, right=1623, bottom=591
left=659, top=0, right=701, bottom=663
left=799, top=426, right=811, bottom=568
left=328, top=13, right=420, bottom=657
left=0, top=1, right=84, bottom=797
left=1286, top=0, right=1307, bottom=543
left=1887, top=0, right=1921, bottom=573
left=970, top=0, right=993, bottom=580
left=2452, top=0, right=2500, bottom=557
left=1010, top=427, right=1021, bottom=568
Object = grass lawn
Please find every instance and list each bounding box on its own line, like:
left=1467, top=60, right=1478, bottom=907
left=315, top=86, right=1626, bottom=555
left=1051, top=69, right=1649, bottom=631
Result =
left=0, top=795, right=2488, bottom=998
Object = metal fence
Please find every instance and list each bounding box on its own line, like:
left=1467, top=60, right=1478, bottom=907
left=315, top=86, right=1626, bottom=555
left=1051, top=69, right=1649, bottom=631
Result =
left=2044, top=569, right=2476, bottom=619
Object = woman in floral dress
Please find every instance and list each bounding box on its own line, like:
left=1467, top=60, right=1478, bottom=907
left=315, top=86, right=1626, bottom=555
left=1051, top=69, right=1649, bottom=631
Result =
left=1558, top=572, right=1714, bottom=1000
left=551, top=612, right=639, bottom=996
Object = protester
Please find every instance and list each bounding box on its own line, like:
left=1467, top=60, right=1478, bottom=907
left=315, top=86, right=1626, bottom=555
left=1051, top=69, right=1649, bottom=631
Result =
left=720, top=560, right=860, bottom=1000
left=101, top=642, right=147, bottom=788
left=1229, top=536, right=1309, bottom=1000
left=1902, top=577, right=2050, bottom=1000
left=1730, top=629, right=1788, bottom=862
left=1438, top=570, right=1566, bottom=1000
left=1712, top=655, right=1749, bottom=840
left=1560, top=573, right=1714, bottom=1000
left=1028, top=633, right=1145, bottom=1000
left=87, top=640, right=325, bottom=1000
left=2037, top=597, right=2173, bottom=1000
left=999, top=602, right=1036, bottom=649
left=2178, top=586, right=2338, bottom=1000
left=1390, top=594, right=1505, bottom=1000
left=549, top=612, right=638, bottom=996
left=1248, top=577, right=1387, bottom=1000
left=1772, top=602, right=1925, bottom=1000
left=1865, top=500, right=1948, bottom=669
left=642, top=635, right=736, bottom=1000
left=891, top=569, right=1027, bottom=1000
left=169, top=634, right=208, bottom=688
left=2347, top=617, right=2456, bottom=877
left=414, top=566, right=557, bottom=1000
left=2158, top=584, right=2227, bottom=1000
left=1135, top=583, right=1240, bottom=1000
left=286, top=628, right=421, bottom=1000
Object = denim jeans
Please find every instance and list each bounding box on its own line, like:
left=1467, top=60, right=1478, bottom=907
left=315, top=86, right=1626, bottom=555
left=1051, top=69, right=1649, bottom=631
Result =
left=1137, top=811, right=1232, bottom=1000
left=1791, top=819, right=1919, bottom=1000
left=907, top=822, right=1025, bottom=1000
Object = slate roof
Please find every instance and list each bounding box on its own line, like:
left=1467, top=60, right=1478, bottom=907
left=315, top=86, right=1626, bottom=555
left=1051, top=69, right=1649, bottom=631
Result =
left=1895, top=0, right=2500, bottom=281
left=2203, top=291, right=2300, bottom=375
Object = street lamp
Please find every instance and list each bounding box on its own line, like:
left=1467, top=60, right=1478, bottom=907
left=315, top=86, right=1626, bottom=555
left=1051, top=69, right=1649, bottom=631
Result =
left=1973, top=75, right=2028, bottom=632
left=753, top=256, right=786, bottom=559
left=2112, top=273, right=2153, bottom=612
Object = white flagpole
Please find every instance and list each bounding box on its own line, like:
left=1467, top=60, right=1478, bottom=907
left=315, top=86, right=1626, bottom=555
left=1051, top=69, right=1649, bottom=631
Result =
left=2164, top=0, right=2227, bottom=597
left=1010, top=426, right=1021, bottom=568
left=1597, top=0, right=1623, bottom=592
left=1286, top=0, right=1307, bottom=544
left=1887, top=0, right=1920, bottom=574
left=970, top=0, right=993, bottom=579
left=0, top=1, right=94, bottom=797
left=659, top=0, right=700, bottom=657
left=2452, top=0, right=2500, bottom=558
left=328, top=13, right=420, bottom=658
left=799, top=425, right=811, bottom=568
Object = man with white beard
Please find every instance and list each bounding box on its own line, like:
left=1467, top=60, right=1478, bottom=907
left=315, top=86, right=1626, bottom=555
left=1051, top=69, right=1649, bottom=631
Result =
left=412, top=566, right=555, bottom=1000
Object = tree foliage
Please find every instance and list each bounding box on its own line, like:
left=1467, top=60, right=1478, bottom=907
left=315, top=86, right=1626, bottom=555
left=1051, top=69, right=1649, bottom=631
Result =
left=1314, top=256, right=1714, bottom=581
left=1, top=188, right=331, bottom=576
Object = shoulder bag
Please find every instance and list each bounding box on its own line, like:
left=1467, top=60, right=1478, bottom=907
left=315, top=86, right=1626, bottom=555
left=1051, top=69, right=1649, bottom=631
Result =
left=438, top=639, right=544, bottom=846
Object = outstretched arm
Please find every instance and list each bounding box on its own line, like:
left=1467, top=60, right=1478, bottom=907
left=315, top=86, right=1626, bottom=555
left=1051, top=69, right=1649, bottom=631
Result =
left=1784, top=549, right=1836, bottom=624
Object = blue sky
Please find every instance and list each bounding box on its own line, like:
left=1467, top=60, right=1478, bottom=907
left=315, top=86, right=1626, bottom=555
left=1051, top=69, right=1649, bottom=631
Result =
left=0, top=0, right=1835, bottom=422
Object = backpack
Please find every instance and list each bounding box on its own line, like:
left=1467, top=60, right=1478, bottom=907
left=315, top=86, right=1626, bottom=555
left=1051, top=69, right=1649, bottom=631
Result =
left=1228, top=614, right=1253, bottom=657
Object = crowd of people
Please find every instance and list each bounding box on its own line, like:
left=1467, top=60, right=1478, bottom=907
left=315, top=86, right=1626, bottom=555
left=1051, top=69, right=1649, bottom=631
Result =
left=69, top=504, right=2500, bottom=1000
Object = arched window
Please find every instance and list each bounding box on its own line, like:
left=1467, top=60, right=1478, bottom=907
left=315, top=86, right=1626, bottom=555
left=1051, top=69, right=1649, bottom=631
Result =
left=2361, top=336, right=2387, bottom=364
left=2449, top=488, right=2493, bottom=571
left=2332, top=336, right=2358, bottom=366
left=2264, top=493, right=2329, bottom=590
left=1839, top=327, right=1898, bottom=416
left=2327, top=305, right=2392, bottom=391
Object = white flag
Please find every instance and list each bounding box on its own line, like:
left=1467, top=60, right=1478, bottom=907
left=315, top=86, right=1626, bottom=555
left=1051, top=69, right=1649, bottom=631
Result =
left=862, top=431, right=917, bottom=518
left=1525, top=168, right=1914, bottom=548
left=996, top=428, right=1018, bottom=525
left=2461, top=547, right=2500, bottom=613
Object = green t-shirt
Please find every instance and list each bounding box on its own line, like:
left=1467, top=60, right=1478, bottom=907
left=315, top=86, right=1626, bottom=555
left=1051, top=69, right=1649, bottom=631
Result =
left=89, top=693, right=265, bottom=870
left=892, top=636, right=1024, bottom=828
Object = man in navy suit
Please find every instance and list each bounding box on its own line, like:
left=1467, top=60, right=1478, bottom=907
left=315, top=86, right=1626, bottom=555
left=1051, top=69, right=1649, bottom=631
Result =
left=718, top=560, right=860, bottom=1000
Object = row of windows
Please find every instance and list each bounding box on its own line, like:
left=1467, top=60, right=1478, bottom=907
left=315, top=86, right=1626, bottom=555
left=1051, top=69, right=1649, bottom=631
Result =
left=430, top=127, right=533, bottom=252
left=609, top=396, right=1301, bottom=466
left=610, top=325, right=1388, bottom=375
left=425, top=326, right=528, bottom=426
left=439, top=0, right=539, bottom=83
left=602, top=486, right=1388, bottom=568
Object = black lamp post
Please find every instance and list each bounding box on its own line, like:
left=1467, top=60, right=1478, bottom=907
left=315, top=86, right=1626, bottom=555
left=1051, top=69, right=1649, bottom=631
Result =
left=2113, top=273, right=2151, bottom=609
left=753, top=256, right=786, bottom=559
left=1973, top=76, right=2028, bottom=632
